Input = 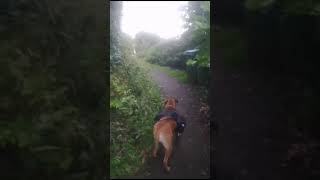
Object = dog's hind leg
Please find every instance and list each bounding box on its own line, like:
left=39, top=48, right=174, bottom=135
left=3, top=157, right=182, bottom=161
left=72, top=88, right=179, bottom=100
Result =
left=152, top=126, right=159, bottom=158
left=152, top=139, right=159, bottom=158
left=162, top=133, right=173, bottom=172
left=163, top=146, right=173, bottom=172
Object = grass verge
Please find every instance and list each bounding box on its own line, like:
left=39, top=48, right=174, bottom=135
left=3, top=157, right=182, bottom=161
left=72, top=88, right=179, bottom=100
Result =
left=139, top=60, right=188, bottom=84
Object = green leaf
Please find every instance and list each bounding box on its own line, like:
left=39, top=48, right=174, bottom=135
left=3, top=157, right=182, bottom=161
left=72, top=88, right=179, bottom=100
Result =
left=110, top=99, right=121, bottom=109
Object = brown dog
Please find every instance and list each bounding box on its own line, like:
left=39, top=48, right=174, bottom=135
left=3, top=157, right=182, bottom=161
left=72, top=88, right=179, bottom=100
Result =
left=152, top=97, right=179, bottom=172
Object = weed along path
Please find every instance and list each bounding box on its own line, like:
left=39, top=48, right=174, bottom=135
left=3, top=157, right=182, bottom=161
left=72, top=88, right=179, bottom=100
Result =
left=133, top=68, right=210, bottom=179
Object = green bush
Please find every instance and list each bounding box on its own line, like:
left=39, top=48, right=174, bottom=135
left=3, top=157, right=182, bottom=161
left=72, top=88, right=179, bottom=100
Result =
left=110, top=60, right=162, bottom=178
left=186, top=59, right=198, bottom=84
left=196, top=55, right=210, bottom=86
left=186, top=59, right=198, bottom=66
left=197, top=66, right=210, bottom=86
left=186, top=56, right=210, bottom=86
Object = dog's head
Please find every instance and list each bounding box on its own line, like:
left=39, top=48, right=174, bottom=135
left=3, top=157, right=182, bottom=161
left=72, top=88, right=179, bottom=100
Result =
left=164, top=97, right=178, bottom=110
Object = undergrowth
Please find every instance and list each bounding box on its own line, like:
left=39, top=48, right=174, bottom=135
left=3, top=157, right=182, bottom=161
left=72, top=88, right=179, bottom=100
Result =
left=110, top=60, right=162, bottom=178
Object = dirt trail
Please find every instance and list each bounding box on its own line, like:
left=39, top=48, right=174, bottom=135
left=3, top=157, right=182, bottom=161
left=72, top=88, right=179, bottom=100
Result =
left=134, top=70, right=210, bottom=179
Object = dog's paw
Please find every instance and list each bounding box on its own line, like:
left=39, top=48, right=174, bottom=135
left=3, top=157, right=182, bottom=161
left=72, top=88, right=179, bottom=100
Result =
left=165, top=166, right=171, bottom=172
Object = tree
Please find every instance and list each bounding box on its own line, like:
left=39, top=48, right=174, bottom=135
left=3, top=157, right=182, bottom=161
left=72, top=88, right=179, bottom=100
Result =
left=183, top=1, right=210, bottom=65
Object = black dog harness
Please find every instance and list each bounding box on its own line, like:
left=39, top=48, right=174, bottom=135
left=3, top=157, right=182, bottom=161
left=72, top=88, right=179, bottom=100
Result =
left=154, top=109, right=186, bottom=134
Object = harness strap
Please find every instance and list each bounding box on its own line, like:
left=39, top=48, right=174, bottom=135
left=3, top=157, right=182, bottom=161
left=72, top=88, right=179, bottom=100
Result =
left=159, top=116, right=176, bottom=122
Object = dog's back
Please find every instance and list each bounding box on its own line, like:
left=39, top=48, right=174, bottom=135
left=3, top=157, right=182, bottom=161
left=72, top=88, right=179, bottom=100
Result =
left=154, top=119, right=177, bottom=150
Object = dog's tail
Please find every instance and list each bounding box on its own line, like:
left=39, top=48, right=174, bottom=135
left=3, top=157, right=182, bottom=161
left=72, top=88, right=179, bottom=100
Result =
left=154, top=123, right=170, bottom=150
left=159, top=132, right=170, bottom=150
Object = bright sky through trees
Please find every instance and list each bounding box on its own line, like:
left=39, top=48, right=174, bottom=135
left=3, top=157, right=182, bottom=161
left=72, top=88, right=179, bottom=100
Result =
left=121, top=1, right=188, bottom=39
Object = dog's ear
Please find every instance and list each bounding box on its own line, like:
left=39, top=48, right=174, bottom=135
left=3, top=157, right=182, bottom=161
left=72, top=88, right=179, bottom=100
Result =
left=164, top=99, right=168, bottom=106
left=175, top=99, right=178, bottom=103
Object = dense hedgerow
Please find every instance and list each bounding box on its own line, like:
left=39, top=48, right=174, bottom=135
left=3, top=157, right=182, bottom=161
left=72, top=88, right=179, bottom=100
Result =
left=110, top=60, right=162, bottom=178
left=110, top=1, right=163, bottom=178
